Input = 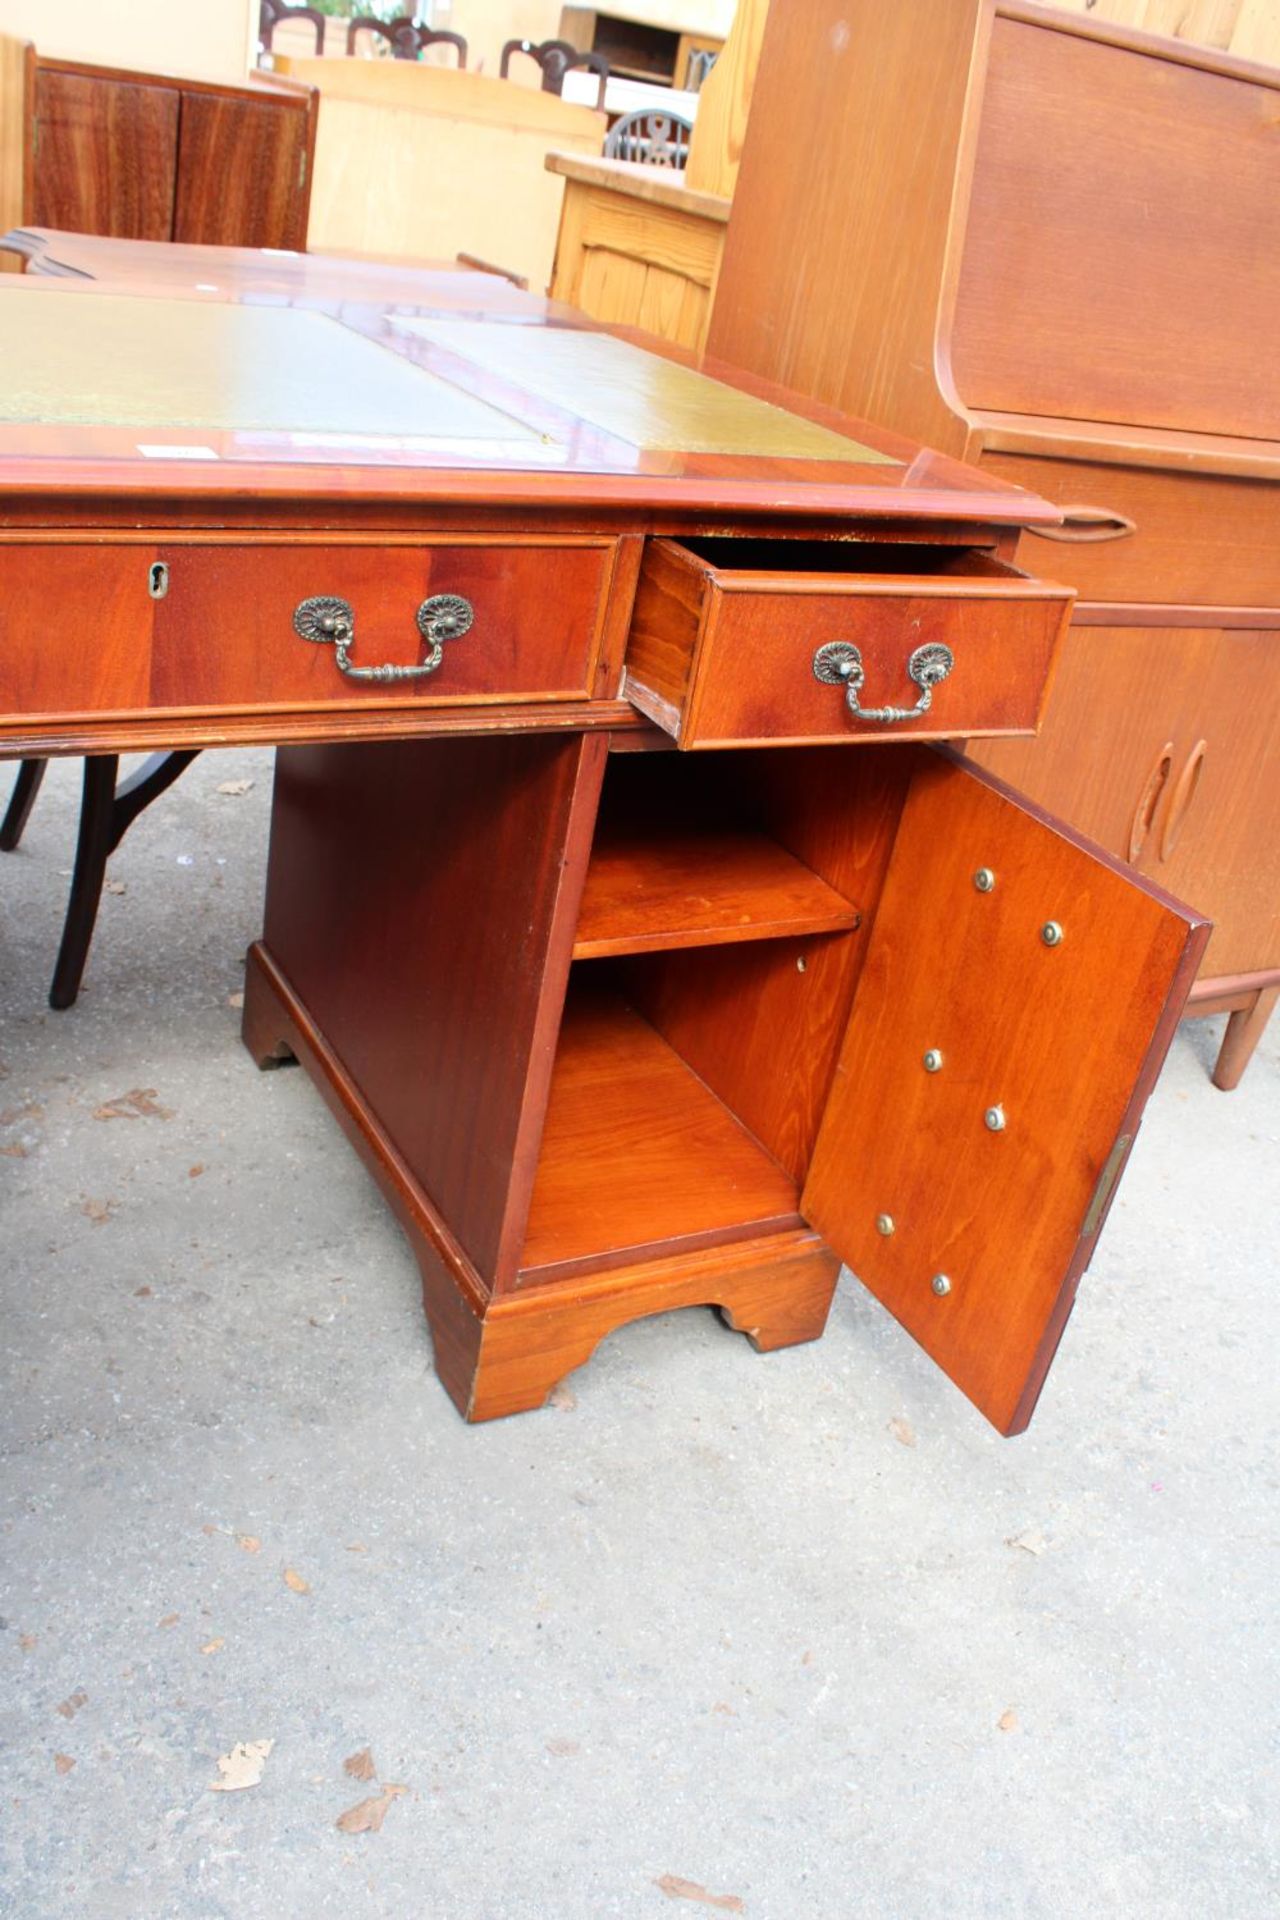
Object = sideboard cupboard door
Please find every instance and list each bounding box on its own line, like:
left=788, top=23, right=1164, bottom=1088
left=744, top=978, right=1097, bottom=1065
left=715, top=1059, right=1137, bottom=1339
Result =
left=174, top=93, right=312, bottom=250
left=801, top=751, right=1210, bottom=1437
left=31, top=68, right=178, bottom=240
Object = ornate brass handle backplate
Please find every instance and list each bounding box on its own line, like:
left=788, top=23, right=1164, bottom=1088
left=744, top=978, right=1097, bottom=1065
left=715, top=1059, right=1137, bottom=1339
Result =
left=293, top=593, right=474, bottom=684
left=813, top=640, right=954, bottom=723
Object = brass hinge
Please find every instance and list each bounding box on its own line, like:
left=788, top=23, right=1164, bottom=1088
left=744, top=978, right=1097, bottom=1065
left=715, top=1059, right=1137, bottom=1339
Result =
left=297, top=148, right=307, bottom=192
left=1081, top=1133, right=1132, bottom=1241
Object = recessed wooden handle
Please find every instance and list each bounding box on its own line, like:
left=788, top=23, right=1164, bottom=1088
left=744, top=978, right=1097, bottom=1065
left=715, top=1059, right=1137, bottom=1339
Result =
left=1160, top=740, right=1207, bottom=862
left=1027, top=506, right=1137, bottom=544
left=1127, top=741, right=1173, bottom=865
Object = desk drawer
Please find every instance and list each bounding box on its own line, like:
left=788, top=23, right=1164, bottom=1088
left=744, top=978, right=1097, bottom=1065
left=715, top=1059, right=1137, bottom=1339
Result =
left=623, top=538, right=1073, bottom=748
left=979, top=455, right=1280, bottom=607
left=0, top=537, right=614, bottom=725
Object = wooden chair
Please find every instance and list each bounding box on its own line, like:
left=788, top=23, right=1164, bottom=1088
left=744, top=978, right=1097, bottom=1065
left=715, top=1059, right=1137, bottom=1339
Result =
left=604, top=109, right=693, bottom=167
left=2, top=752, right=199, bottom=1009
left=397, top=25, right=468, bottom=66
left=500, top=39, right=608, bottom=110
left=346, top=17, right=417, bottom=59
left=259, top=0, right=326, bottom=56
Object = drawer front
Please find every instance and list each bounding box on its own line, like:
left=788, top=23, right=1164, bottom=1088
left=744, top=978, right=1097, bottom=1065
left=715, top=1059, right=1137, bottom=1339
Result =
left=624, top=539, right=1073, bottom=749
left=0, top=538, right=614, bottom=725
left=979, top=455, right=1280, bottom=608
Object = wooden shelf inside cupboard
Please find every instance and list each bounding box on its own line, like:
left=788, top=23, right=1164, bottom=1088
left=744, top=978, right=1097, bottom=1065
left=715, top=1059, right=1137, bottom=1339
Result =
left=573, top=822, right=859, bottom=959
left=518, top=982, right=801, bottom=1285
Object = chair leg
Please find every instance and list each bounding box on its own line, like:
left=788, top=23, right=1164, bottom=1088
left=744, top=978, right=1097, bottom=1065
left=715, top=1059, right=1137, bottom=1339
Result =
left=0, top=759, right=48, bottom=851
left=108, top=750, right=201, bottom=850
left=49, top=756, right=119, bottom=1011
left=46, top=750, right=202, bottom=1011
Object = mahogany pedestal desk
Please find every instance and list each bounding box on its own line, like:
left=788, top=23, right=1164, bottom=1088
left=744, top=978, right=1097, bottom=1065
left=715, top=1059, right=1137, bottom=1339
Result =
left=0, top=242, right=1209, bottom=1430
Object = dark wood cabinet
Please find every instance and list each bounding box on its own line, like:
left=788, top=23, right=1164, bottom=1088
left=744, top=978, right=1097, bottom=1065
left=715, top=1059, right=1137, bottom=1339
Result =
left=9, top=45, right=317, bottom=251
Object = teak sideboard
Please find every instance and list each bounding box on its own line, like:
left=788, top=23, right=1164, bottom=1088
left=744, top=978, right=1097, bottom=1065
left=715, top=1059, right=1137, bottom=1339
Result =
left=0, top=241, right=1209, bottom=1430
left=708, top=0, right=1280, bottom=1089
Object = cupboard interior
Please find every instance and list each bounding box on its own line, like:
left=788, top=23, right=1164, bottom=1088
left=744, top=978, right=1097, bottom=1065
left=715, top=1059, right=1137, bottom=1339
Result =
left=516, top=743, right=918, bottom=1287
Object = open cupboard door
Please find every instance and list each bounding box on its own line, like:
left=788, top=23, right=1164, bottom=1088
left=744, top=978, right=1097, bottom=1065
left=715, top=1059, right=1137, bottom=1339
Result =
left=801, top=751, right=1210, bottom=1436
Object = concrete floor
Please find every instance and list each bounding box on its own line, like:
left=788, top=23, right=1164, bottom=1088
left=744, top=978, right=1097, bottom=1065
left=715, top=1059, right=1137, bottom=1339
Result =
left=0, top=748, right=1275, bottom=1920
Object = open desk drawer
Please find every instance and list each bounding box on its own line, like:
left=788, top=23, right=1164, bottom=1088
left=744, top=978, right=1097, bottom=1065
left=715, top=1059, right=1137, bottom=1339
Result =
left=623, top=537, right=1074, bottom=748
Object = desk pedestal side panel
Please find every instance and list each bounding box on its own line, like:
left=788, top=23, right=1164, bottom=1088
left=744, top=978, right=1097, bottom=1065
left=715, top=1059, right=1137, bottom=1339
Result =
left=255, top=734, right=607, bottom=1295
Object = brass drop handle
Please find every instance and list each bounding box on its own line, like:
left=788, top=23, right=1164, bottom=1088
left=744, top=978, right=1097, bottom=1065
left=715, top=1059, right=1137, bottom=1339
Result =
left=293, top=593, right=474, bottom=683
left=813, top=640, right=954, bottom=723
left=1026, top=505, right=1137, bottom=544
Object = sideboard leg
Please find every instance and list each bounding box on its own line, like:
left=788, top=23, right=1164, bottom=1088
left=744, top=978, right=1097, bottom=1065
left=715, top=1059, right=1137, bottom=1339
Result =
left=1212, top=985, right=1279, bottom=1091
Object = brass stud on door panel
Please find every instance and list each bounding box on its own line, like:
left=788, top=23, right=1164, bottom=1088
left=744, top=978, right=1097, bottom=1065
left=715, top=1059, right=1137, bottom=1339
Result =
left=973, top=867, right=995, bottom=893
left=931, top=1274, right=952, bottom=1297
left=876, top=1214, right=895, bottom=1237
left=985, top=1104, right=1006, bottom=1132
left=922, top=1048, right=944, bottom=1073
left=1041, top=921, right=1064, bottom=947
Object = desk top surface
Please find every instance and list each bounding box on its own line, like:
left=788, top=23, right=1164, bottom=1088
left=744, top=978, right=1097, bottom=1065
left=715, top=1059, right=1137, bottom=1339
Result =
left=0, top=232, right=1058, bottom=527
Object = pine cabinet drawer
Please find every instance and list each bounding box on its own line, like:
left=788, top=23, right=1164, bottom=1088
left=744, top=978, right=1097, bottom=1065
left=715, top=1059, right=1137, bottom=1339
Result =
left=0, top=536, right=615, bottom=727
left=623, top=537, right=1074, bottom=748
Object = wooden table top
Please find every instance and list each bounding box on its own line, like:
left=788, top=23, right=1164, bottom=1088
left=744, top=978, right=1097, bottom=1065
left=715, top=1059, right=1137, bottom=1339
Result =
left=0, top=231, right=1061, bottom=526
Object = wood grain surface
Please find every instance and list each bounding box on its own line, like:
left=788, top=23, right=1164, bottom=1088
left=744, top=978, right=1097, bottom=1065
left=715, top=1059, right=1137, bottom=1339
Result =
left=0, top=34, right=31, bottom=266
left=706, top=0, right=989, bottom=461
left=702, top=0, right=1280, bottom=1084
left=952, top=14, right=1280, bottom=440
left=30, top=68, right=177, bottom=240
left=174, top=92, right=313, bottom=251
left=260, top=733, right=606, bottom=1290
left=518, top=981, right=802, bottom=1284
left=0, top=537, right=614, bottom=725
left=973, top=621, right=1280, bottom=978
left=620, top=747, right=910, bottom=1183
left=626, top=538, right=1072, bottom=747
left=573, top=823, right=858, bottom=958
left=243, top=939, right=837, bottom=1422
left=981, top=453, right=1280, bottom=606
left=803, top=750, right=1210, bottom=1435
left=470, top=1230, right=838, bottom=1422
